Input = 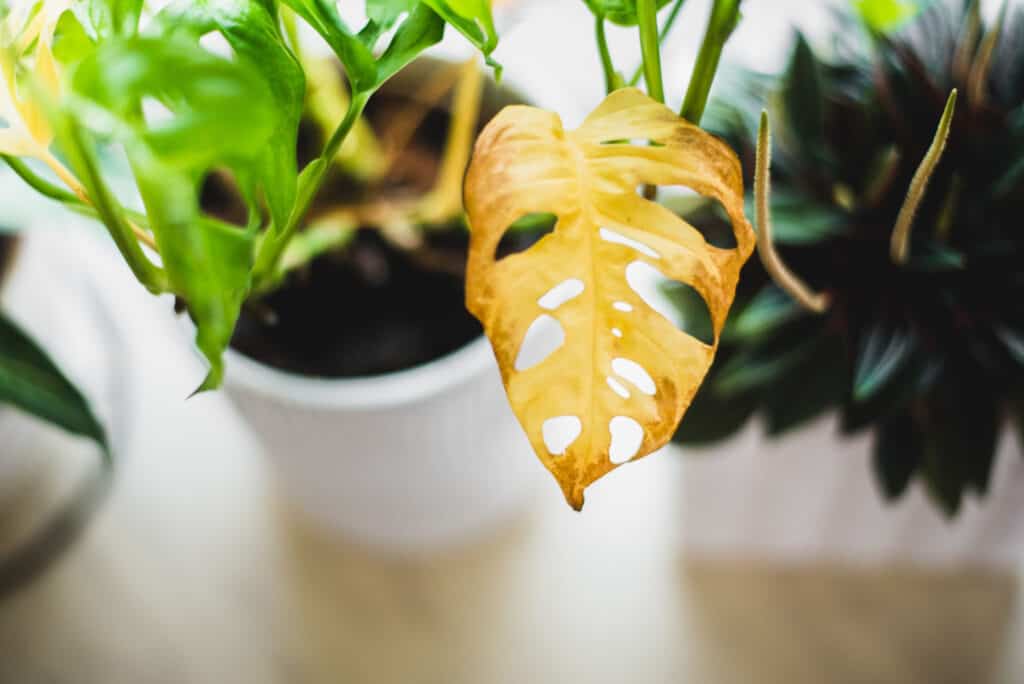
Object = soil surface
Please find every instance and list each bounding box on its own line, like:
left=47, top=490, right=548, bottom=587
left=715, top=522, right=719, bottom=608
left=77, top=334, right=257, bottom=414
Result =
left=217, top=62, right=540, bottom=378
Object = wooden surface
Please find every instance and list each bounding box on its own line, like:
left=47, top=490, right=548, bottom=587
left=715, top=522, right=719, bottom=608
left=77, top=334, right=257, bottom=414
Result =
left=0, top=301, right=1021, bottom=683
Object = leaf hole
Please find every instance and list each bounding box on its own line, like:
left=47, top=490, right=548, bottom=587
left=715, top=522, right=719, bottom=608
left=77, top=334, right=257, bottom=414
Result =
left=601, top=138, right=654, bottom=147
left=198, top=31, right=234, bottom=59
left=609, top=416, right=643, bottom=464
left=625, top=260, right=714, bottom=345
left=141, top=97, right=174, bottom=128
left=611, top=357, right=656, bottom=396
left=543, top=416, right=582, bottom=456
left=538, top=278, right=584, bottom=311
left=599, top=227, right=660, bottom=259
left=514, top=314, right=564, bottom=371
left=613, top=301, right=633, bottom=312
left=494, top=213, right=556, bottom=262
left=607, top=376, right=631, bottom=399
left=659, top=186, right=738, bottom=249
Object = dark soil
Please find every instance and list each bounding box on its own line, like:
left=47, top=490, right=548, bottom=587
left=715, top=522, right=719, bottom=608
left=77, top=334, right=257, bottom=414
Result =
left=217, top=60, right=539, bottom=378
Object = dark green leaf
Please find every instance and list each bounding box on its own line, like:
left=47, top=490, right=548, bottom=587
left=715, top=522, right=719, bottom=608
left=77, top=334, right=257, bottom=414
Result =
left=0, top=311, right=107, bottom=453
left=763, top=333, right=848, bottom=435
left=782, top=33, right=826, bottom=165
left=726, top=286, right=804, bottom=342
left=713, top=321, right=823, bottom=398
left=872, top=413, right=922, bottom=500
left=852, top=323, right=917, bottom=402
left=745, top=189, right=846, bottom=245
left=673, top=380, right=758, bottom=445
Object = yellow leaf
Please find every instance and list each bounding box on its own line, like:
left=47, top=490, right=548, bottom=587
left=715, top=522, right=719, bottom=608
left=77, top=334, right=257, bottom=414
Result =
left=465, top=88, right=755, bottom=509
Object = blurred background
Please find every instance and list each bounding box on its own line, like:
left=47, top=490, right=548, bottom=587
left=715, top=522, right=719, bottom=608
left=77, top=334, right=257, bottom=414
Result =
left=1, top=0, right=1023, bottom=682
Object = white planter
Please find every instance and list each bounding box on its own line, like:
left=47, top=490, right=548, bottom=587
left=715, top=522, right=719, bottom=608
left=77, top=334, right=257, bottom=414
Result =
left=679, top=415, right=1024, bottom=570
left=222, top=337, right=543, bottom=553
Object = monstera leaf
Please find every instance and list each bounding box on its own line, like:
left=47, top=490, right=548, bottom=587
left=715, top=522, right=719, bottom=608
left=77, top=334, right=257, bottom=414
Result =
left=465, top=88, right=755, bottom=508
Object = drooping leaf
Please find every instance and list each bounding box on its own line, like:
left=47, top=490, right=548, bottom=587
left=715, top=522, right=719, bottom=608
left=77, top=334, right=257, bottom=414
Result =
left=781, top=33, right=826, bottom=166
left=465, top=88, right=756, bottom=508
left=672, top=377, right=758, bottom=445
left=67, top=36, right=272, bottom=389
left=763, top=332, right=848, bottom=435
left=0, top=310, right=107, bottom=454
left=726, top=285, right=803, bottom=341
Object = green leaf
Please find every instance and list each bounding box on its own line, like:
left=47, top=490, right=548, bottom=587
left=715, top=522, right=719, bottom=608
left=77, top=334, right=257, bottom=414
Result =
left=421, top=0, right=498, bottom=68
left=872, top=412, right=922, bottom=500
left=852, top=323, right=917, bottom=402
left=373, top=4, right=446, bottom=86
left=763, top=333, right=848, bottom=435
left=151, top=0, right=305, bottom=231
left=0, top=311, right=107, bottom=454
left=673, top=379, right=758, bottom=445
left=713, top=321, right=823, bottom=398
left=52, top=10, right=96, bottom=65
left=281, top=0, right=378, bottom=92
left=745, top=189, right=846, bottom=245
left=583, top=0, right=674, bottom=26
left=782, top=33, right=826, bottom=166
left=727, top=286, right=803, bottom=342
left=68, top=36, right=273, bottom=389
left=86, top=0, right=144, bottom=38
left=854, top=0, right=922, bottom=34
left=366, top=0, right=419, bottom=26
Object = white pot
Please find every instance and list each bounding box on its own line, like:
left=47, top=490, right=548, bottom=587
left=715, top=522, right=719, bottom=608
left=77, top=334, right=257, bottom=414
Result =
left=679, top=415, right=1024, bottom=570
left=222, top=337, right=543, bottom=553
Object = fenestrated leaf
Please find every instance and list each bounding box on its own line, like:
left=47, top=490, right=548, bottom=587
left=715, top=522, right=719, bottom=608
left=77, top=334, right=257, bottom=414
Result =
left=0, top=310, right=107, bottom=454
left=465, top=88, right=756, bottom=508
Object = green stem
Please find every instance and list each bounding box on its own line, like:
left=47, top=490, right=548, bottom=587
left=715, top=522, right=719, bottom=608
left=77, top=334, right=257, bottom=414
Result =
left=252, top=92, right=369, bottom=288
left=61, top=121, right=167, bottom=293
left=629, top=0, right=688, bottom=87
left=594, top=14, right=618, bottom=94
left=637, top=0, right=664, bottom=103
left=1, top=155, right=79, bottom=204
left=680, top=0, right=741, bottom=124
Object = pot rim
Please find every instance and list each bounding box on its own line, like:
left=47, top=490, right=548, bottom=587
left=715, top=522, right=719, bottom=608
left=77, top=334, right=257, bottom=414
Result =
left=221, top=334, right=497, bottom=411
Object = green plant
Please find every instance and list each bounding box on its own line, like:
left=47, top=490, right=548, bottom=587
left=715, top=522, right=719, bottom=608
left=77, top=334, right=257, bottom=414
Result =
left=675, top=0, right=1024, bottom=516
left=2, top=0, right=797, bottom=508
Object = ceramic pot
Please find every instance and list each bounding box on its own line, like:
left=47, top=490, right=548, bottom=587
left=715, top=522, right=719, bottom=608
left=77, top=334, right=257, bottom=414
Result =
left=679, top=415, right=1024, bottom=570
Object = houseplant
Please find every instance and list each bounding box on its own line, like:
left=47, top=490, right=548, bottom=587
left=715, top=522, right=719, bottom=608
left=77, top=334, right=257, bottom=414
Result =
left=3, top=0, right=796, bottom=542
left=0, top=227, right=112, bottom=597
left=675, top=0, right=1024, bottom=567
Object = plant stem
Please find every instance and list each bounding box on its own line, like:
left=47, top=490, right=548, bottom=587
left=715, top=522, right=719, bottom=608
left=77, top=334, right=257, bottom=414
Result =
left=1, top=154, right=78, bottom=203
left=755, top=111, right=829, bottom=314
left=252, top=92, right=369, bottom=288
left=636, top=0, right=664, bottom=103
left=890, top=89, right=958, bottom=263
left=595, top=14, right=619, bottom=94
left=629, top=0, right=688, bottom=87
left=680, top=0, right=741, bottom=124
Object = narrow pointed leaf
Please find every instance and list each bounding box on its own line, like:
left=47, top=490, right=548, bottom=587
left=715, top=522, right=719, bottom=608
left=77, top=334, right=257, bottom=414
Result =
left=465, top=88, right=755, bottom=508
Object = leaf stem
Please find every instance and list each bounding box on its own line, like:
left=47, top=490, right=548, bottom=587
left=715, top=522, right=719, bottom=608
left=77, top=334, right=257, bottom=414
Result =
left=594, top=14, right=619, bottom=94
left=628, top=0, right=688, bottom=87
left=636, top=0, right=664, bottom=103
left=252, top=92, right=369, bottom=288
left=680, top=0, right=741, bottom=124
left=890, top=89, right=957, bottom=264
left=1, top=154, right=78, bottom=204
left=755, top=111, right=829, bottom=314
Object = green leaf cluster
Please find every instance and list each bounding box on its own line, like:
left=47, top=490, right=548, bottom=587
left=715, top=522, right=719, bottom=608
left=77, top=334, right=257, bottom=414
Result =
left=3, top=0, right=499, bottom=392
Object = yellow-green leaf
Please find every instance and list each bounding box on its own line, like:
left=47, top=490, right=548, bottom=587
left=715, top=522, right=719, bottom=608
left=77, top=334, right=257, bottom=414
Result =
left=465, top=88, right=755, bottom=508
